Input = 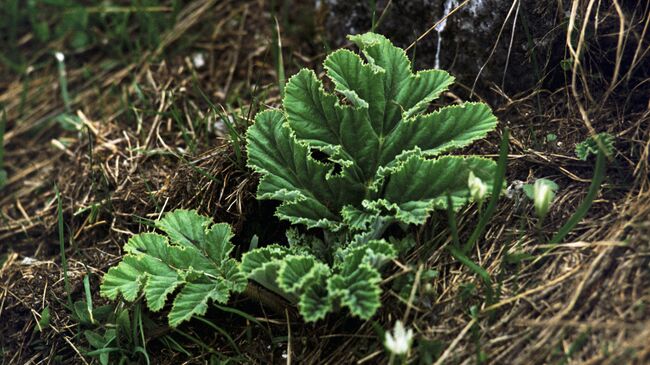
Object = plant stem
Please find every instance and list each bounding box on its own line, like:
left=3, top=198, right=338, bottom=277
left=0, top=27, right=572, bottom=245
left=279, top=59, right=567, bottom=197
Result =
left=446, top=194, right=460, bottom=248
left=464, top=128, right=509, bottom=253
left=549, top=150, right=606, bottom=244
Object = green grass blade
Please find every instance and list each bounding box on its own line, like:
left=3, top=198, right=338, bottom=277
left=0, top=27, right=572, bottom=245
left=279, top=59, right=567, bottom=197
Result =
left=0, top=109, right=6, bottom=188
left=446, top=245, right=492, bottom=287
left=193, top=317, right=243, bottom=356
left=272, top=17, right=285, bottom=97
left=193, top=82, right=244, bottom=166
left=56, top=185, right=73, bottom=309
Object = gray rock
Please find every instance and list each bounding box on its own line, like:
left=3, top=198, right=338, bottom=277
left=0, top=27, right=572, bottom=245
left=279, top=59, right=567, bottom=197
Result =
left=322, top=0, right=566, bottom=97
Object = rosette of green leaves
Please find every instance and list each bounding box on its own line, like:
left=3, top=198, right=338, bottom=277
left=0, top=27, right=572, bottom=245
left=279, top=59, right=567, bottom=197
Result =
left=240, top=238, right=396, bottom=322
left=100, top=210, right=246, bottom=327
left=246, top=32, right=499, bottom=233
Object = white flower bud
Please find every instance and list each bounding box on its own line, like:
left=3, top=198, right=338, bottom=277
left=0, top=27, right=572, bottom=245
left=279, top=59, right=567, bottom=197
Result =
left=533, top=179, right=555, bottom=219
left=468, top=171, right=488, bottom=203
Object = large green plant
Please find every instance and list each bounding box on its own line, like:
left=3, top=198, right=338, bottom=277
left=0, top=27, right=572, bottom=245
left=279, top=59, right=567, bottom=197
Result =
left=247, top=33, right=497, bottom=233
left=101, top=32, right=501, bottom=325
left=243, top=33, right=500, bottom=320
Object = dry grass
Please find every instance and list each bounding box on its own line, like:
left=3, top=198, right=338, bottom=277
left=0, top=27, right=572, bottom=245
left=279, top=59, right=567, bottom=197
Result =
left=1, top=0, right=649, bottom=364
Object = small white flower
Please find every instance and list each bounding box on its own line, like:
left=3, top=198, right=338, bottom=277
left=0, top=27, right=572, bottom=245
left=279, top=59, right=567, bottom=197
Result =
left=533, top=179, right=555, bottom=219
left=468, top=171, right=488, bottom=203
left=20, top=257, right=38, bottom=265
left=54, top=52, right=65, bottom=62
left=384, top=320, right=413, bottom=355
left=192, top=52, right=206, bottom=68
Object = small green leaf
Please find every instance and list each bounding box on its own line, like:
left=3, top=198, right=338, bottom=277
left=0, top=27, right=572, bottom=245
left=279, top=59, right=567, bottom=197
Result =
left=101, top=210, right=245, bottom=327
left=33, top=21, right=51, bottom=42
left=116, top=309, right=132, bottom=343
left=84, top=330, right=108, bottom=349
left=560, top=58, right=573, bottom=71
left=575, top=132, right=615, bottom=160
left=73, top=301, right=93, bottom=325
left=36, top=307, right=51, bottom=333
left=70, top=31, right=89, bottom=49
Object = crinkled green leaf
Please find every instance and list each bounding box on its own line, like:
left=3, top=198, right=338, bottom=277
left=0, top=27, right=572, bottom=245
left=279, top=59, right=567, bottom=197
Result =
left=240, top=245, right=299, bottom=300
left=247, top=32, right=500, bottom=232
left=379, top=103, right=497, bottom=165
left=101, top=256, right=149, bottom=302
left=367, top=155, right=499, bottom=225
left=347, top=32, right=414, bottom=133
left=101, top=210, right=245, bottom=327
left=285, top=228, right=328, bottom=258
left=220, top=259, right=248, bottom=292
left=328, top=264, right=382, bottom=319
left=102, top=233, right=182, bottom=310
left=341, top=204, right=381, bottom=231
left=277, top=255, right=318, bottom=294
left=155, top=210, right=235, bottom=264
left=342, top=239, right=397, bottom=271
left=168, top=281, right=230, bottom=327
left=246, top=110, right=359, bottom=230
left=285, top=68, right=381, bottom=181
left=297, top=264, right=332, bottom=322
left=241, top=243, right=386, bottom=321
left=205, top=224, right=236, bottom=263
left=240, top=244, right=294, bottom=275
left=248, top=261, right=286, bottom=299
left=575, top=132, right=615, bottom=160
left=324, top=49, right=384, bottom=113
